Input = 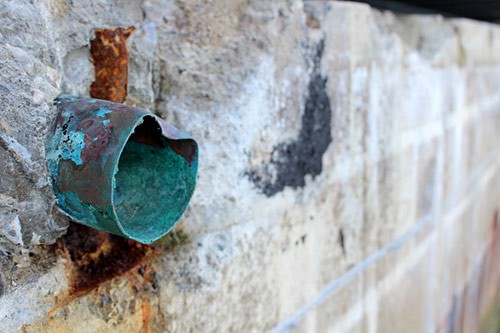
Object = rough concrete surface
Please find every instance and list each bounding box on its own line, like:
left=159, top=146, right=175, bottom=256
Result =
left=1, top=0, right=500, bottom=332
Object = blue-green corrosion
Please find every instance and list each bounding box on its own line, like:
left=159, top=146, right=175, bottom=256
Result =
left=45, top=123, right=86, bottom=173
left=114, top=141, right=197, bottom=241
left=46, top=95, right=198, bottom=244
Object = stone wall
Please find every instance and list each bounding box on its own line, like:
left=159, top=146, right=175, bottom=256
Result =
left=1, top=1, right=500, bottom=332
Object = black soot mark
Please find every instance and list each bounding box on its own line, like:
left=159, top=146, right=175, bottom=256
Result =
left=246, top=39, right=332, bottom=196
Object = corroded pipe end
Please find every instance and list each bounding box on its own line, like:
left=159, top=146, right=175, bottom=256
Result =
left=46, top=95, right=198, bottom=244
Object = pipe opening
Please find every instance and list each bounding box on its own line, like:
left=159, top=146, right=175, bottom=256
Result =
left=112, top=116, right=196, bottom=242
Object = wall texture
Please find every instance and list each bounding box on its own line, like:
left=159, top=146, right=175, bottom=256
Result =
left=1, top=0, right=500, bottom=332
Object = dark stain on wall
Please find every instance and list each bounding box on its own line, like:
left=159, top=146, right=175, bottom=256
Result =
left=0, top=274, right=4, bottom=297
left=338, top=228, right=346, bottom=256
left=246, top=39, right=332, bottom=196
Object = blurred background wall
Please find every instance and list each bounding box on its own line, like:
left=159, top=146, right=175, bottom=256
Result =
left=1, top=1, right=499, bottom=332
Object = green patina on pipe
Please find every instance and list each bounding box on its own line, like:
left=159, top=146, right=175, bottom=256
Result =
left=45, top=95, right=198, bottom=244
left=114, top=141, right=196, bottom=240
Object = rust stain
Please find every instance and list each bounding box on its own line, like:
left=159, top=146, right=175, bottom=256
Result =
left=55, top=223, right=155, bottom=297
left=306, top=13, right=320, bottom=30
left=48, top=227, right=189, bottom=318
left=90, top=27, right=135, bottom=103
left=140, top=297, right=153, bottom=333
left=126, top=265, right=158, bottom=332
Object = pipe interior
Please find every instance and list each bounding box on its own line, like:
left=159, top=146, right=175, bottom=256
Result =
left=113, top=116, right=195, bottom=242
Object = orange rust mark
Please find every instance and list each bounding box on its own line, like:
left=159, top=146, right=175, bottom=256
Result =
left=55, top=223, right=156, bottom=297
left=141, top=298, right=152, bottom=333
left=90, top=27, right=135, bottom=103
left=125, top=265, right=157, bottom=332
left=48, top=245, right=159, bottom=320
left=306, top=13, right=320, bottom=30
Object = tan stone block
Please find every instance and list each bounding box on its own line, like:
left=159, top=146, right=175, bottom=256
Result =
left=454, top=20, right=496, bottom=66
left=393, top=15, right=461, bottom=66
left=375, top=242, right=433, bottom=333
left=416, top=138, right=440, bottom=219
left=293, top=274, right=366, bottom=333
